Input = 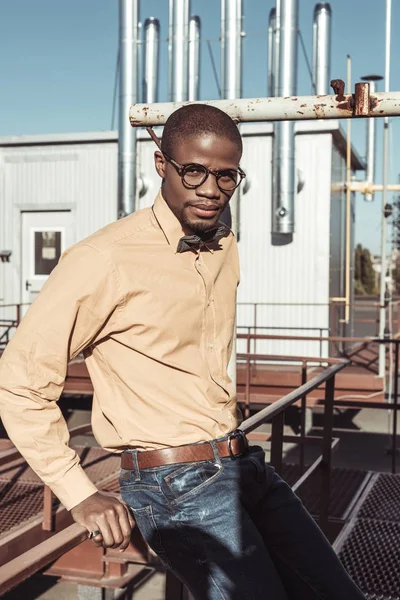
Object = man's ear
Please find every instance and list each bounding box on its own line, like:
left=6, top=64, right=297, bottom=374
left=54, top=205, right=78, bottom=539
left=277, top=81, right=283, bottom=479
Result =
left=154, top=151, right=167, bottom=179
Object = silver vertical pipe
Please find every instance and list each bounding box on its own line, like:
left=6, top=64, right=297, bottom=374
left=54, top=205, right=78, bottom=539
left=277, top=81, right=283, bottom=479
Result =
left=169, top=0, right=190, bottom=102
left=221, top=0, right=243, bottom=99
left=379, top=0, right=392, bottom=378
left=312, top=3, right=332, bottom=95
left=364, top=80, right=376, bottom=202
left=273, top=0, right=281, bottom=97
left=272, top=0, right=298, bottom=234
left=143, top=17, right=160, bottom=104
left=118, top=0, right=139, bottom=218
left=188, top=16, right=201, bottom=101
left=268, top=8, right=276, bottom=96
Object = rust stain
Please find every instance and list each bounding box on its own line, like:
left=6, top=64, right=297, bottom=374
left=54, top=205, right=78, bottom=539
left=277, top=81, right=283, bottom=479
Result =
left=369, top=96, right=379, bottom=110
left=330, top=79, right=345, bottom=102
left=354, top=82, right=370, bottom=116
left=300, top=103, right=306, bottom=108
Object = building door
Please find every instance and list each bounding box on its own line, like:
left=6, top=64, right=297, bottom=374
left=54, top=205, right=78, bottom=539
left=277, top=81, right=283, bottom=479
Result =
left=21, top=211, right=74, bottom=309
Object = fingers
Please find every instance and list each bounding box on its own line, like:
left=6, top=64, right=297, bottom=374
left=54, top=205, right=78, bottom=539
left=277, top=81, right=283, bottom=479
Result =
left=88, top=503, right=133, bottom=551
left=71, top=492, right=133, bottom=551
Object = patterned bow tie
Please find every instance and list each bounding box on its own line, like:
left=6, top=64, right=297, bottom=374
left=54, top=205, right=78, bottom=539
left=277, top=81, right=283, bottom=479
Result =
left=176, top=224, right=229, bottom=253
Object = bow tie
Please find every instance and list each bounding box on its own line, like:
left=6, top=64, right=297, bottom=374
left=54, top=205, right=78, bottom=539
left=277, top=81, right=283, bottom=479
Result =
left=176, top=224, right=229, bottom=253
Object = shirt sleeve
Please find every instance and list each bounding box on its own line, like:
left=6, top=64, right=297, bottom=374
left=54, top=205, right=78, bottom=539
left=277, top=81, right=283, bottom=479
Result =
left=0, top=242, right=123, bottom=510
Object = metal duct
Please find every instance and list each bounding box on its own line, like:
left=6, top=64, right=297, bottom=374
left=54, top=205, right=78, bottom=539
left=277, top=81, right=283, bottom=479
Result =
left=268, top=8, right=276, bottom=96
left=188, top=16, right=201, bottom=101
left=221, top=0, right=243, bottom=99
left=312, top=3, right=332, bottom=94
left=272, top=0, right=298, bottom=235
left=118, top=0, right=139, bottom=218
left=169, top=0, right=190, bottom=102
left=143, top=17, right=160, bottom=104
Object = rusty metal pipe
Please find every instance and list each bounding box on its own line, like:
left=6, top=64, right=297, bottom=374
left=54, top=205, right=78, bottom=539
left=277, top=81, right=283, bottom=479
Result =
left=129, top=90, right=400, bottom=127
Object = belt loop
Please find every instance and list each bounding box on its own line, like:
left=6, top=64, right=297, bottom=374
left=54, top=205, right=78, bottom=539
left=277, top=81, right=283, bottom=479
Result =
left=131, top=450, right=141, bottom=481
left=209, top=440, right=223, bottom=467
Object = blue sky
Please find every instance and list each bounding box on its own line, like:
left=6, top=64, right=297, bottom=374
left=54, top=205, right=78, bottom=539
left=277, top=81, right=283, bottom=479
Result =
left=1, top=0, right=399, bottom=254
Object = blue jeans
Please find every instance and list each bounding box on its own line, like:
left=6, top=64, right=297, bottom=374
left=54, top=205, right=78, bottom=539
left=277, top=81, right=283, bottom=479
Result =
left=119, top=442, right=366, bottom=600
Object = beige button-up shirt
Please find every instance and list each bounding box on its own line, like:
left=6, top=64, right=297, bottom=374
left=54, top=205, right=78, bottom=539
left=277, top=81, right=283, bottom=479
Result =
left=0, top=191, right=240, bottom=510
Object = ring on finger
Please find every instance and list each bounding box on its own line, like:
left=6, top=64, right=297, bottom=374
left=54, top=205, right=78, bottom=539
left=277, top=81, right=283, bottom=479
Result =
left=87, top=529, right=102, bottom=540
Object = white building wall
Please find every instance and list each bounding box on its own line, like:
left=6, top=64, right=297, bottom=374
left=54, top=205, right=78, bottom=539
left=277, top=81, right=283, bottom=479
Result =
left=0, top=124, right=357, bottom=358
left=236, top=126, right=332, bottom=359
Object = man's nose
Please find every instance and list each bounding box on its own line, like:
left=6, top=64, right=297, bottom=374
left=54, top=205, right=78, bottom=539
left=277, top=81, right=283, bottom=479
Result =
left=195, top=173, right=220, bottom=198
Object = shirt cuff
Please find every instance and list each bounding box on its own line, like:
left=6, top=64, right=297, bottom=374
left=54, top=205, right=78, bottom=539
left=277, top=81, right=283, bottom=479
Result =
left=49, top=463, right=99, bottom=510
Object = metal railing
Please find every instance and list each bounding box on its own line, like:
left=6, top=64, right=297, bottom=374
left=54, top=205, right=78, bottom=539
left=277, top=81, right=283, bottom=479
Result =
left=165, top=358, right=349, bottom=599
left=0, top=355, right=347, bottom=597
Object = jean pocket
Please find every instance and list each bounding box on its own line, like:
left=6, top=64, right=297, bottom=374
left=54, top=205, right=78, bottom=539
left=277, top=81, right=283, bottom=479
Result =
left=164, top=461, right=223, bottom=504
left=119, top=469, right=160, bottom=492
left=130, top=505, right=172, bottom=570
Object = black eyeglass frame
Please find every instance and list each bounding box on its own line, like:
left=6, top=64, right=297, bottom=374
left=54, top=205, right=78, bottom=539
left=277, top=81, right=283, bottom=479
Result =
left=145, top=126, right=246, bottom=193
left=161, top=150, right=246, bottom=192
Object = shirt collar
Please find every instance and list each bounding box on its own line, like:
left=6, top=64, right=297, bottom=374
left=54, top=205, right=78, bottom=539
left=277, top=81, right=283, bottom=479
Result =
left=152, top=189, right=231, bottom=254
left=152, top=190, right=187, bottom=253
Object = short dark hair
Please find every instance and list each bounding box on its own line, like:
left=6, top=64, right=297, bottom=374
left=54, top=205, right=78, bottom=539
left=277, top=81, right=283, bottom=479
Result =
left=161, top=104, right=243, bottom=157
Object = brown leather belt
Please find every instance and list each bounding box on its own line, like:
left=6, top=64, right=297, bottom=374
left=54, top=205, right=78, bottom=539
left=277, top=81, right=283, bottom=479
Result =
left=121, top=431, right=249, bottom=470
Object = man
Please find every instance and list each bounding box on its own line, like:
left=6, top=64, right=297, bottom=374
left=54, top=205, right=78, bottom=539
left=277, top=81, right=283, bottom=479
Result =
left=0, top=104, right=365, bottom=599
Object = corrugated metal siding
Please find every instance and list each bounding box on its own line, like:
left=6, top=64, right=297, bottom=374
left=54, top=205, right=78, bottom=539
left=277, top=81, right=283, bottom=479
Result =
left=0, top=128, right=340, bottom=360
left=73, top=143, right=118, bottom=241
left=236, top=131, right=332, bottom=359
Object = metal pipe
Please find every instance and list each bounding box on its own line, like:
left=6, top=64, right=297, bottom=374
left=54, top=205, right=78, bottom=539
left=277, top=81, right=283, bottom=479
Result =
left=169, top=0, right=190, bottom=102
left=272, top=0, right=298, bottom=234
left=312, top=3, right=332, bottom=94
left=221, top=0, right=243, bottom=99
left=118, top=0, right=139, bottom=218
left=379, top=0, right=392, bottom=379
left=362, top=80, right=377, bottom=202
left=188, top=16, right=201, bottom=101
left=274, top=0, right=281, bottom=97
left=268, top=8, right=276, bottom=96
left=129, top=90, right=400, bottom=126
left=345, top=55, right=352, bottom=325
left=143, top=17, right=160, bottom=104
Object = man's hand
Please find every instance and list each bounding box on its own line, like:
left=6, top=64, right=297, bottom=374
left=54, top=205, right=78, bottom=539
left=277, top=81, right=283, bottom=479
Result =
left=71, top=491, right=135, bottom=551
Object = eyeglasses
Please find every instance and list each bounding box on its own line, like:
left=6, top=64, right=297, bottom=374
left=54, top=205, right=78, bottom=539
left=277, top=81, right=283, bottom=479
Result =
left=146, top=127, right=246, bottom=192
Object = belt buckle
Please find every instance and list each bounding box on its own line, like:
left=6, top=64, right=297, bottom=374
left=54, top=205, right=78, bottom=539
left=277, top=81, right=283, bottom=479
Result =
left=228, top=429, right=248, bottom=460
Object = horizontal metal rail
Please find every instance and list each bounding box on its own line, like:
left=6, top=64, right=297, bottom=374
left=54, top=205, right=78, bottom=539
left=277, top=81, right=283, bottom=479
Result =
left=239, top=360, right=349, bottom=435
left=0, top=523, right=87, bottom=596
left=129, top=88, right=400, bottom=127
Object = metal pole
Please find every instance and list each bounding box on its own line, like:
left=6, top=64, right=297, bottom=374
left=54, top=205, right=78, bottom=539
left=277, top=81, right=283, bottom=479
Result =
left=188, top=16, right=201, bottom=101
left=169, top=0, right=190, bottom=102
left=272, top=0, right=298, bottom=235
left=345, top=55, right=352, bottom=325
left=118, top=0, right=139, bottom=218
left=379, top=0, right=392, bottom=378
left=143, top=17, right=160, bottom=104
left=320, top=374, right=335, bottom=534
left=130, top=90, right=400, bottom=126
left=391, top=341, right=399, bottom=473
left=300, top=362, right=307, bottom=472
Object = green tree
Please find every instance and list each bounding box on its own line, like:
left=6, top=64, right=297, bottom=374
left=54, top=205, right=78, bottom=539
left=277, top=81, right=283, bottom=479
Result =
left=361, top=248, right=376, bottom=294
left=354, top=244, right=376, bottom=295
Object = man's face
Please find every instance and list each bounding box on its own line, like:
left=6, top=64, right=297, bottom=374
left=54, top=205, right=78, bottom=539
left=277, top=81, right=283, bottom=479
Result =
left=154, top=133, right=242, bottom=235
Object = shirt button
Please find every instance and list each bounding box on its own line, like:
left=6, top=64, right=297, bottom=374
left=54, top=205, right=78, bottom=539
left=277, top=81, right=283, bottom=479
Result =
left=208, top=343, right=214, bottom=349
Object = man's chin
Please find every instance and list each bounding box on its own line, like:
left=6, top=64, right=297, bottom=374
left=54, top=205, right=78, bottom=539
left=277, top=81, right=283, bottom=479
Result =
left=187, top=218, right=220, bottom=234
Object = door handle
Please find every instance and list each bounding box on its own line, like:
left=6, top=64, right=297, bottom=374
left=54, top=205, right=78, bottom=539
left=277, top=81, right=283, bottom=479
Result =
left=25, top=280, right=32, bottom=291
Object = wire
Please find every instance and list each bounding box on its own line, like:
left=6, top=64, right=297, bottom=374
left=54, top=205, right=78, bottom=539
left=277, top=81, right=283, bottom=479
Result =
left=207, top=40, right=222, bottom=99
left=297, top=29, right=316, bottom=94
